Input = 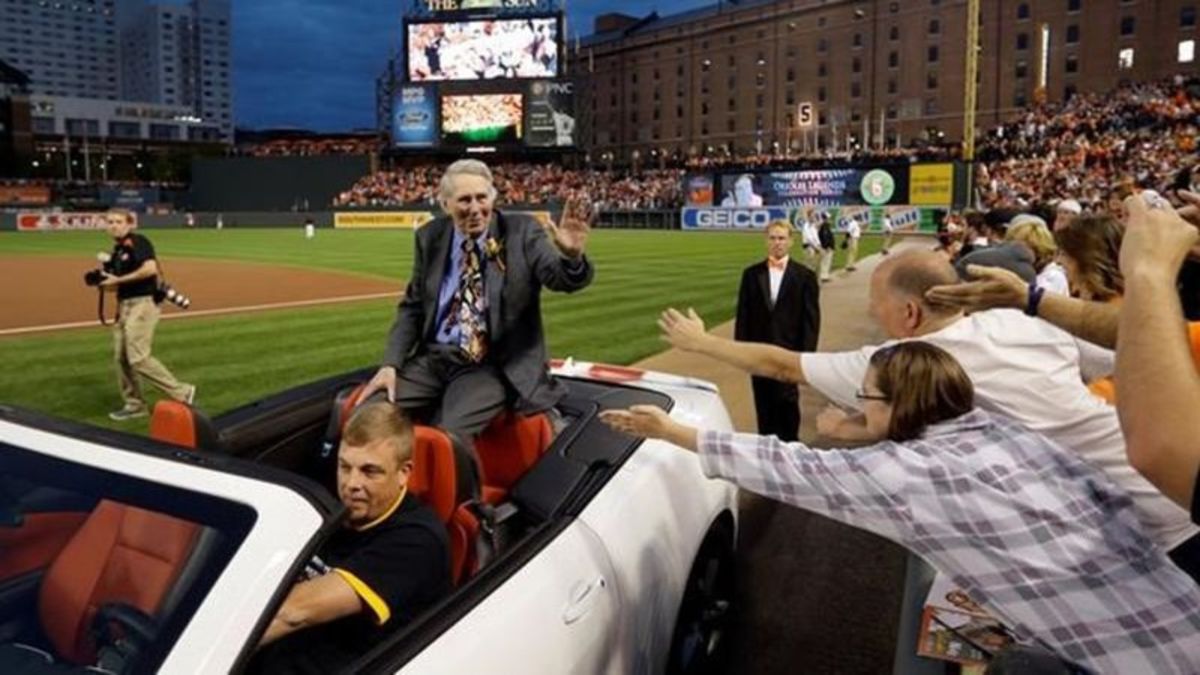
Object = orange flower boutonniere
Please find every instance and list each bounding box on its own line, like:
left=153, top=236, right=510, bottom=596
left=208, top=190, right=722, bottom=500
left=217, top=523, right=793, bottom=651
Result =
left=484, top=236, right=505, bottom=272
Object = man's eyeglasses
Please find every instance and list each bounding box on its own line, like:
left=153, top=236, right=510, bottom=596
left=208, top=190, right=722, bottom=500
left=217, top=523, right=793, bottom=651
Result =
left=855, top=389, right=890, bottom=402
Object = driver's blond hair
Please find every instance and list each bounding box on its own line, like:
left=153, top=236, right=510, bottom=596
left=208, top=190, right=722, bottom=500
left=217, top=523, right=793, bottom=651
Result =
left=343, top=402, right=414, bottom=465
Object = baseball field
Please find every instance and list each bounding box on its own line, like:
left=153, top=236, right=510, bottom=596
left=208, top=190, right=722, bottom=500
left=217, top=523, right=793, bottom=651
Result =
left=0, top=228, right=880, bottom=432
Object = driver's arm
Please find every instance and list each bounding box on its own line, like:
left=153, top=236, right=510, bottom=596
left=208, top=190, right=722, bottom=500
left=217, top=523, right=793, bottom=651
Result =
left=259, top=573, right=362, bottom=646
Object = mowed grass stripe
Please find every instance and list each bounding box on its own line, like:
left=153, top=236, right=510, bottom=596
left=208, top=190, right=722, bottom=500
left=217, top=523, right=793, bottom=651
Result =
left=0, top=230, right=880, bottom=432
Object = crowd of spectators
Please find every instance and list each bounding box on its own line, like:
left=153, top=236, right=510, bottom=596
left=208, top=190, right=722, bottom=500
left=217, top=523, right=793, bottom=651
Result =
left=334, top=164, right=684, bottom=211
left=975, top=78, right=1200, bottom=209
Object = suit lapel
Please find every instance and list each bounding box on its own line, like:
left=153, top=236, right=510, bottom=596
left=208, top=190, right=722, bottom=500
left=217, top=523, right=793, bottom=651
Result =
left=484, top=213, right=505, bottom=338
left=425, top=219, right=454, bottom=338
left=758, top=261, right=774, bottom=312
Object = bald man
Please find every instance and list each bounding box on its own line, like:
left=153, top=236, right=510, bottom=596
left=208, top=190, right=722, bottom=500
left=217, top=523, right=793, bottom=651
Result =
left=658, top=250, right=1200, bottom=581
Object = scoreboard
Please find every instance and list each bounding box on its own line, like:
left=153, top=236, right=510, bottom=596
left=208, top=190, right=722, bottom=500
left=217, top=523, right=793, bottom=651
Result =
left=394, top=0, right=574, bottom=152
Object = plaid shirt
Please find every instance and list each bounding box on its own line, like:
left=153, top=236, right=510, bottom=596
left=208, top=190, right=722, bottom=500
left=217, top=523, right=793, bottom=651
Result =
left=698, top=409, right=1200, bottom=673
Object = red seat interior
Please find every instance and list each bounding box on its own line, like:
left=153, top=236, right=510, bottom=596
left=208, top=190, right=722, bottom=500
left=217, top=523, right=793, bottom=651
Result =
left=35, top=401, right=205, bottom=664
left=475, top=411, right=553, bottom=505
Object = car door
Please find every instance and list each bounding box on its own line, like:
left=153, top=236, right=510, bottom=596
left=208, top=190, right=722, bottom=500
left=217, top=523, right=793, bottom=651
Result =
left=0, top=409, right=340, bottom=674
left=395, top=519, right=622, bottom=674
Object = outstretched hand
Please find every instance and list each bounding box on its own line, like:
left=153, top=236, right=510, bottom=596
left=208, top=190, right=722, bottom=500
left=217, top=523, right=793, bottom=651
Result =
left=924, top=264, right=1028, bottom=314
left=658, top=307, right=708, bottom=352
left=599, top=405, right=672, bottom=439
left=1121, top=192, right=1200, bottom=281
left=546, top=197, right=592, bottom=258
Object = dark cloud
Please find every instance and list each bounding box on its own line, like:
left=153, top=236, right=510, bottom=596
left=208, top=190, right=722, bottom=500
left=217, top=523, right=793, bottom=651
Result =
left=233, top=1, right=709, bottom=131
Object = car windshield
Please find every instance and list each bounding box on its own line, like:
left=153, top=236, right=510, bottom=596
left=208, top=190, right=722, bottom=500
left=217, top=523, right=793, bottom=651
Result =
left=0, top=445, right=256, bottom=675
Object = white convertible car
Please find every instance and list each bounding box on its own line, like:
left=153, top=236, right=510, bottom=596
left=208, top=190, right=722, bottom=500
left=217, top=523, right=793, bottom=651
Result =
left=0, top=361, right=738, bottom=674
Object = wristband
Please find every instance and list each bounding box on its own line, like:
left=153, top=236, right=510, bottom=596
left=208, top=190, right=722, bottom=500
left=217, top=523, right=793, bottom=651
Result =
left=1025, top=281, right=1045, bottom=317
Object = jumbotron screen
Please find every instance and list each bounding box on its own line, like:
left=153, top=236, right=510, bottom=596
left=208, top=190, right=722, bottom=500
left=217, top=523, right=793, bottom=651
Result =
left=407, top=18, right=559, bottom=82
left=441, top=93, right=524, bottom=144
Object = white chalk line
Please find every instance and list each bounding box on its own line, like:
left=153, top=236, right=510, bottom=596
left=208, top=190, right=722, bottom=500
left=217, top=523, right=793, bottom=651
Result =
left=0, top=291, right=399, bottom=337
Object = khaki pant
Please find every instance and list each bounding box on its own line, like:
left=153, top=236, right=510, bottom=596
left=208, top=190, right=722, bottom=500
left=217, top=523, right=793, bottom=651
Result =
left=113, top=297, right=189, bottom=408
left=818, top=249, right=834, bottom=281
left=845, top=236, right=860, bottom=270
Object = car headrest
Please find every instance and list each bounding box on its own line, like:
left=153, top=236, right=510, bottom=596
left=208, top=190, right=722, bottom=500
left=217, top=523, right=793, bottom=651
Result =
left=150, top=401, right=221, bottom=451
left=408, top=426, right=458, bottom=523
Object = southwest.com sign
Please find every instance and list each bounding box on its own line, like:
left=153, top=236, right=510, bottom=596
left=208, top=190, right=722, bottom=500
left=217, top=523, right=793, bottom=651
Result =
left=681, top=207, right=791, bottom=230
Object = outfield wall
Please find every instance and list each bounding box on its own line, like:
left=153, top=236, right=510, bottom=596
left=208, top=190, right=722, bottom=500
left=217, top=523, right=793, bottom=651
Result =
left=188, top=155, right=372, bottom=212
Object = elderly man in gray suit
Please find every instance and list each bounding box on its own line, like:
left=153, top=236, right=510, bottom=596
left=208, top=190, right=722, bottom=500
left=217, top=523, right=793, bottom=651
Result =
left=359, top=159, right=594, bottom=439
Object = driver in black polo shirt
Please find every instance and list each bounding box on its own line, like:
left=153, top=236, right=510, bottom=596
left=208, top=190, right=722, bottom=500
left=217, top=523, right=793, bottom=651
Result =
left=254, top=402, right=451, bottom=674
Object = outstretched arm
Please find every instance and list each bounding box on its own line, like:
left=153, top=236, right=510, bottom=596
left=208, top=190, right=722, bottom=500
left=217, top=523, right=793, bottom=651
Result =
left=925, top=264, right=1120, bottom=349
left=660, top=307, right=807, bottom=384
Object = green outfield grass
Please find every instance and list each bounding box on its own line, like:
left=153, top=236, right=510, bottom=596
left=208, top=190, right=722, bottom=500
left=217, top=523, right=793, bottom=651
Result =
left=0, top=228, right=882, bottom=432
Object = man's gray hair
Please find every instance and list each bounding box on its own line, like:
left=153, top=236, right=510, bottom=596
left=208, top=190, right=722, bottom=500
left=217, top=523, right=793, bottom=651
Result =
left=438, top=159, right=497, bottom=202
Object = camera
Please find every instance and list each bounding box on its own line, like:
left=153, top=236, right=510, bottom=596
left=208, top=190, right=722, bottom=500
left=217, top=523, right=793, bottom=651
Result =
left=83, top=252, right=115, bottom=287
left=154, top=284, right=191, bottom=310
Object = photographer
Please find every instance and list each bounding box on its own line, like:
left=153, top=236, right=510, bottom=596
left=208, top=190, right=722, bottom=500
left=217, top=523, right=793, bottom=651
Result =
left=98, top=210, right=194, bottom=421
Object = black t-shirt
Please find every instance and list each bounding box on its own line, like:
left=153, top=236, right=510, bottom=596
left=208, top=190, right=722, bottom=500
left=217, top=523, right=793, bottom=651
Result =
left=255, top=492, right=451, bottom=674
left=111, top=233, right=158, bottom=300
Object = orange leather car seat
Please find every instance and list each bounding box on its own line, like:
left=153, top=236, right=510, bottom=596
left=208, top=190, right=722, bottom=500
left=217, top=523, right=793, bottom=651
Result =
left=474, top=411, right=553, bottom=505
left=33, top=401, right=209, bottom=665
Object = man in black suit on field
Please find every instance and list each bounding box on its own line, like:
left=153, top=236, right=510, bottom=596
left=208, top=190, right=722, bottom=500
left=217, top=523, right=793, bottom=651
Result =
left=735, top=221, right=821, bottom=442
left=359, top=159, right=593, bottom=440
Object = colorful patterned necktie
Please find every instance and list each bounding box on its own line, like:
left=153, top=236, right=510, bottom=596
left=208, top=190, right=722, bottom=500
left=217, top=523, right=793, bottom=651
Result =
left=458, top=237, right=488, bottom=362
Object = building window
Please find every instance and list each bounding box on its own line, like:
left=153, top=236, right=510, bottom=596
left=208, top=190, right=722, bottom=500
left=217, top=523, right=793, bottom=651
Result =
left=928, top=19, right=940, bottom=35
left=1017, top=33, right=1029, bottom=50
left=1015, top=61, right=1028, bottom=78
left=728, top=98, right=736, bottom=112
left=1017, top=3, right=1030, bottom=19
left=1120, top=17, right=1135, bottom=36
left=1066, top=25, right=1080, bottom=44
left=889, top=26, right=899, bottom=41
left=818, top=62, right=828, bottom=77
left=851, top=81, right=862, bottom=98
left=1065, top=54, right=1079, bottom=73
left=818, top=86, right=827, bottom=102
left=889, top=51, right=899, bottom=68
left=1118, top=47, right=1135, bottom=69
left=1065, top=84, right=1077, bottom=100
left=888, top=78, right=898, bottom=94
left=817, top=38, right=828, bottom=53
left=853, top=33, right=863, bottom=48
left=852, top=57, right=862, bottom=73
left=928, top=45, right=939, bottom=63
left=1183, top=7, right=1197, bottom=28
left=1180, top=39, right=1196, bottom=63
left=927, top=71, right=939, bottom=89
left=786, top=67, right=795, bottom=82
left=1067, top=0, right=1080, bottom=12
left=1015, top=91, right=1028, bottom=107
left=924, top=98, right=938, bottom=115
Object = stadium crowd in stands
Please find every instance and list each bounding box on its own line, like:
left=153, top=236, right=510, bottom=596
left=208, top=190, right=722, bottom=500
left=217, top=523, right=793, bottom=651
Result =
left=335, top=164, right=684, bottom=211
left=329, top=77, right=1200, bottom=212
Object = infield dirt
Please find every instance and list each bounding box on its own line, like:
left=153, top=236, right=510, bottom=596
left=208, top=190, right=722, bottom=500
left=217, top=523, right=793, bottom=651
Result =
left=0, top=256, right=401, bottom=332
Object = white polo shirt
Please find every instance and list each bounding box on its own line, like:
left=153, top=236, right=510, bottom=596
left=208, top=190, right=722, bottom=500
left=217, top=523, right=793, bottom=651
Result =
left=800, top=308, right=1199, bottom=551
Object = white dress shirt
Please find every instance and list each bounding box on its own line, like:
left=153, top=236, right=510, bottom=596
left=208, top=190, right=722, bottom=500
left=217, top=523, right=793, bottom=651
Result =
left=799, top=308, right=1200, bottom=550
left=768, top=257, right=787, bottom=304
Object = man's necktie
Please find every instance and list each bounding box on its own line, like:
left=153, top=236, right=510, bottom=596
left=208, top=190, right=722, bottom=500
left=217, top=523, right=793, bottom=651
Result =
left=458, top=238, right=488, bottom=362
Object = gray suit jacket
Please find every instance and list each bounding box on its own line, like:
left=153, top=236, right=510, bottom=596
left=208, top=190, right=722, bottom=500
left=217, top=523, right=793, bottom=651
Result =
left=382, top=210, right=594, bottom=413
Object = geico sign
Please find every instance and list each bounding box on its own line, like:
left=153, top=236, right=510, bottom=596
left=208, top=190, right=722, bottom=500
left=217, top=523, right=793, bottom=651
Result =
left=682, top=207, right=789, bottom=230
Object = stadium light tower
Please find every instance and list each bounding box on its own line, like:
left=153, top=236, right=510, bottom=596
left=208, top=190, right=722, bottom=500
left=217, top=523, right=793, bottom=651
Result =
left=962, top=0, right=981, bottom=161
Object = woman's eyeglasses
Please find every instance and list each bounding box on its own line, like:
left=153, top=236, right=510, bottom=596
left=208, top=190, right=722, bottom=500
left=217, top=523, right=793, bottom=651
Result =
left=855, top=389, right=890, bottom=402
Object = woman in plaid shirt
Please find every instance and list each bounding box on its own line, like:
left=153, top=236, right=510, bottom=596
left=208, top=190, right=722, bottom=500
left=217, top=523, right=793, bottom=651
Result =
left=602, top=342, right=1200, bottom=674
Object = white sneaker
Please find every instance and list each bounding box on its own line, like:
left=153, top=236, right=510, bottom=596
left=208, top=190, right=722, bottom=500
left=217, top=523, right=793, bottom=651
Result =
left=109, top=406, right=148, bottom=421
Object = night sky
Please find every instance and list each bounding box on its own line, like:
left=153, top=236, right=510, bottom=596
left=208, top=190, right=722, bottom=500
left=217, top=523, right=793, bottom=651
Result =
left=233, top=1, right=711, bottom=132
